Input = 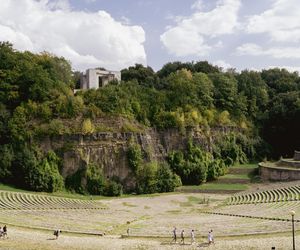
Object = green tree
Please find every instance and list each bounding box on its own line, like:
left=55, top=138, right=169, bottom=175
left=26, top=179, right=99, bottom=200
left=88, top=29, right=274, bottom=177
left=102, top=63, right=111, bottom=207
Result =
left=209, top=73, right=238, bottom=113
left=121, top=64, right=159, bottom=87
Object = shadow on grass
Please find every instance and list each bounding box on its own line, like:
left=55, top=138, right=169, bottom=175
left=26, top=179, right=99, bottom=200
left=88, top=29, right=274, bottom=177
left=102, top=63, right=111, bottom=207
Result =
left=161, top=241, right=210, bottom=247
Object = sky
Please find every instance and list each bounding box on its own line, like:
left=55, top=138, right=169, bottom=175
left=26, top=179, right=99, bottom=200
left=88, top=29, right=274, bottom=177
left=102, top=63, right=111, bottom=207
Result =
left=0, top=0, right=300, bottom=72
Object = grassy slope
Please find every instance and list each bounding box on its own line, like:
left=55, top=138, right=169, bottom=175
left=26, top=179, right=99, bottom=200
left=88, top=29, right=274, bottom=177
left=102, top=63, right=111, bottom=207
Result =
left=179, top=163, right=258, bottom=192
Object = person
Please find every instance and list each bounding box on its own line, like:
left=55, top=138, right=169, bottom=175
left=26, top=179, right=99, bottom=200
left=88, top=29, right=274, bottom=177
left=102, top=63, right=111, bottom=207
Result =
left=180, top=229, right=185, bottom=245
left=208, top=230, right=214, bottom=245
left=0, top=227, right=3, bottom=238
left=3, top=225, right=7, bottom=238
left=127, top=228, right=130, bottom=236
left=190, top=229, right=195, bottom=244
left=171, top=227, right=177, bottom=243
left=54, top=229, right=62, bottom=239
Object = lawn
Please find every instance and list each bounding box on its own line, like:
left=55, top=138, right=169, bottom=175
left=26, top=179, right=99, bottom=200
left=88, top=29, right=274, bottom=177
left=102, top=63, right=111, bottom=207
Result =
left=218, top=174, right=250, bottom=179
left=179, top=183, right=249, bottom=191
left=230, top=163, right=258, bottom=168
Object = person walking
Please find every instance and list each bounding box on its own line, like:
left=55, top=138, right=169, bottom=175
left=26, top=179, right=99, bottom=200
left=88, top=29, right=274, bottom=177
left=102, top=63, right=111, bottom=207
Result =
left=3, top=225, right=7, bottom=238
left=54, top=229, right=62, bottom=239
left=208, top=230, right=214, bottom=245
left=171, top=227, right=177, bottom=243
left=180, top=229, right=185, bottom=245
left=190, top=229, right=195, bottom=244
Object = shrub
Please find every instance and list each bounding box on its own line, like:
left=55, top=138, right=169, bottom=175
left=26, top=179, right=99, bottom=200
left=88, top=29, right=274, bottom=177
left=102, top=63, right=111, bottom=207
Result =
left=82, top=118, right=95, bottom=134
left=136, top=162, right=158, bottom=194
left=104, top=180, right=123, bottom=196
left=156, top=163, right=181, bottom=192
left=168, top=143, right=210, bottom=185
left=48, top=119, right=69, bottom=135
left=213, top=133, right=248, bottom=165
left=127, top=140, right=143, bottom=173
left=13, top=148, right=64, bottom=192
left=207, top=159, right=227, bottom=181
left=65, top=168, right=86, bottom=194
left=86, top=163, right=106, bottom=195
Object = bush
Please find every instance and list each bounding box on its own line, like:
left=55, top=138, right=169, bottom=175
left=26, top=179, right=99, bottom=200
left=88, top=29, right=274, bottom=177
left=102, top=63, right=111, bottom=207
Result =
left=168, top=142, right=210, bottom=185
left=86, top=163, right=106, bottom=195
left=12, top=148, right=64, bottom=192
left=66, top=164, right=124, bottom=196
left=127, top=140, right=143, bottom=173
left=213, top=133, right=248, bottom=165
left=136, top=162, right=158, bottom=194
left=207, top=159, right=227, bottom=181
left=156, top=163, right=181, bottom=192
left=65, top=168, right=86, bottom=194
left=104, top=180, right=123, bottom=196
left=82, top=118, right=95, bottom=134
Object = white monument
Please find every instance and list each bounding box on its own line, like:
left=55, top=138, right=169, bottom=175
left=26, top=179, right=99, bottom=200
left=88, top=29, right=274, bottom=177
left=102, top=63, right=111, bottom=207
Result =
left=80, top=68, right=121, bottom=90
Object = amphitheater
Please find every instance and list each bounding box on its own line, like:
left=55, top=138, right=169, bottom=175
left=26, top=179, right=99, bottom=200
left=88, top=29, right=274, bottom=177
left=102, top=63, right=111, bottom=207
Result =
left=0, top=169, right=300, bottom=249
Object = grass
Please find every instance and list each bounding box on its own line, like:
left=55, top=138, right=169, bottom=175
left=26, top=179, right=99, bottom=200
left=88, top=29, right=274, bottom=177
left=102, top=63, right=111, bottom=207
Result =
left=219, top=174, right=250, bottom=179
left=122, top=202, right=138, bottom=207
left=231, top=163, right=258, bottom=168
left=187, top=196, right=205, bottom=203
left=180, top=183, right=248, bottom=191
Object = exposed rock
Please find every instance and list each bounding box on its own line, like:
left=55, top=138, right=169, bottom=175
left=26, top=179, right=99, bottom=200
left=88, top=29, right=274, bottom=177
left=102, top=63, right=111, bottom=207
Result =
left=39, top=127, right=237, bottom=190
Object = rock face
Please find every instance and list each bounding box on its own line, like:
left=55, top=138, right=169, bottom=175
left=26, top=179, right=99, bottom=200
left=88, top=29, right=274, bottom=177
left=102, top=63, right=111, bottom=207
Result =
left=39, top=127, right=234, bottom=190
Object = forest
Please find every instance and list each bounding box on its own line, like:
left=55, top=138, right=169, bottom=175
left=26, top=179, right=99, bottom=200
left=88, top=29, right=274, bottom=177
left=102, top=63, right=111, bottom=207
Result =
left=0, top=42, right=299, bottom=195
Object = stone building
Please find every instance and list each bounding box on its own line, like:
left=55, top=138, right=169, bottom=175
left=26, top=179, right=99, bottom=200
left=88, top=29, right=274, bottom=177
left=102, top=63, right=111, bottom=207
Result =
left=80, top=68, right=121, bottom=90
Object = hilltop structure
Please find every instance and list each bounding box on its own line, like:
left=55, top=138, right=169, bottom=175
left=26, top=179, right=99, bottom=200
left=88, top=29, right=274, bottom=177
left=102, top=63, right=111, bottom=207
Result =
left=80, top=68, right=121, bottom=90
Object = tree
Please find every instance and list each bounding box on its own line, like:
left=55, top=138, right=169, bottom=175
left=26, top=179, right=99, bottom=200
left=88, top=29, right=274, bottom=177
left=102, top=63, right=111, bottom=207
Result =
left=237, top=70, right=269, bottom=120
left=121, top=64, right=159, bottom=87
left=209, top=73, right=238, bottom=113
left=194, top=61, right=220, bottom=74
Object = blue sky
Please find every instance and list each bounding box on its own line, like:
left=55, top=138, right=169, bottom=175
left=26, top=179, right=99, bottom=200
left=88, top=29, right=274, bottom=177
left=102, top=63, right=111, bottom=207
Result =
left=0, top=0, right=299, bottom=72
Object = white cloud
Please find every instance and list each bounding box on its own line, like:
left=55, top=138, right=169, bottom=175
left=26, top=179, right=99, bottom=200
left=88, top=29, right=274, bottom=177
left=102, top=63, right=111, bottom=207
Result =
left=191, top=0, right=204, bottom=11
left=236, top=43, right=300, bottom=59
left=246, top=0, right=300, bottom=42
left=0, top=0, right=146, bottom=70
left=213, top=60, right=232, bottom=70
left=47, top=0, right=71, bottom=11
left=236, top=43, right=262, bottom=56
left=160, top=0, right=241, bottom=57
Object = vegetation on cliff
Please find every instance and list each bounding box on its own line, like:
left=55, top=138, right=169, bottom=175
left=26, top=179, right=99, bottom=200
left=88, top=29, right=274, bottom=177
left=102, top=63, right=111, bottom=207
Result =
left=0, top=42, right=299, bottom=195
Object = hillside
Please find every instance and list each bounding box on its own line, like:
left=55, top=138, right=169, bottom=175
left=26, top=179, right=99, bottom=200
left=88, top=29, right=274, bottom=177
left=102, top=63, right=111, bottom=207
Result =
left=0, top=42, right=300, bottom=196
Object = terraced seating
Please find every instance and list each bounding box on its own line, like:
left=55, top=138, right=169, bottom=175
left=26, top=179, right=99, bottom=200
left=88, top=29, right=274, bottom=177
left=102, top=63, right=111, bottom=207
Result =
left=0, top=191, right=106, bottom=210
left=228, top=184, right=300, bottom=205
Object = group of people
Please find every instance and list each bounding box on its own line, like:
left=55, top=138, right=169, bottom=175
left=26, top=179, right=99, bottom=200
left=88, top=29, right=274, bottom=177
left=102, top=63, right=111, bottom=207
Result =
left=0, top=225, right=7, bottom=238
left=172, top=227, right=214, bottom=246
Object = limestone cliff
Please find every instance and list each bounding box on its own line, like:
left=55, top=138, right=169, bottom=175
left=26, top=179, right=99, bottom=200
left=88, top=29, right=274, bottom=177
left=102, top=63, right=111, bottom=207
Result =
left=39, top=127, right=236, bottom=190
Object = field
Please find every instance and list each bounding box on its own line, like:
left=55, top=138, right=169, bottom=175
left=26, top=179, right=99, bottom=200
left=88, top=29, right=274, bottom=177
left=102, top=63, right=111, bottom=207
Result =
left=0, top=167, right=300, bottom=249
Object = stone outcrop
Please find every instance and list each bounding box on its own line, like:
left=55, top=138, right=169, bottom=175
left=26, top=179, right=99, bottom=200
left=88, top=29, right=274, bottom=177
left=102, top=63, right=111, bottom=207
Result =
left=39, top=127, right=236, bottom=190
